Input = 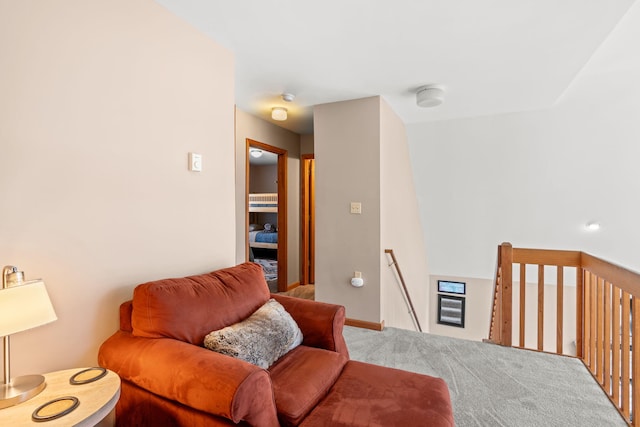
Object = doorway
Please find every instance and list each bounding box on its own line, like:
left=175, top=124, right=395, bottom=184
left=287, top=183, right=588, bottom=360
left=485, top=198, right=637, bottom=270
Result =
left=246, top=139, right=288, bottom=292
left=301, top=154, right=315, bottom=285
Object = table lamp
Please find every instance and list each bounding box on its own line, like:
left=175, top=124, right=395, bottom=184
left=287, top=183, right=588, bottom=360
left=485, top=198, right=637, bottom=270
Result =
left=0, top=265, right=57, bottom=409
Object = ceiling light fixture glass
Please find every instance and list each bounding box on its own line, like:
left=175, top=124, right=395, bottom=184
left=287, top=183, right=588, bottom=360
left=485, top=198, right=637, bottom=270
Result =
left=272, top=107, right=287, bottom=121
left=250, top=149, right=263, bottom=158
left=585, top=221, right=601, bottom=231
left=416, top=84, right=445, bottom=108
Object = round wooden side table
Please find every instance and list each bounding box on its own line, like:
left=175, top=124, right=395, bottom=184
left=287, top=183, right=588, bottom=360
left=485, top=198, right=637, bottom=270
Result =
left=0, top=367, right=120, bottom=426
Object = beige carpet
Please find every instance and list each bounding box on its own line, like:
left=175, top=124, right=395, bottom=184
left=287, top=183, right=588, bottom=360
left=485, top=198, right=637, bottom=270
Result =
left=343, top=326, right=626, bottom=427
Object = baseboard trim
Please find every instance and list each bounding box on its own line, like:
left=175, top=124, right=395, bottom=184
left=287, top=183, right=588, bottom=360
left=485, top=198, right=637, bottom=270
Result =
left=345, top=318, right=385, bottom=331
left=287, top=282, right=300, bottom=291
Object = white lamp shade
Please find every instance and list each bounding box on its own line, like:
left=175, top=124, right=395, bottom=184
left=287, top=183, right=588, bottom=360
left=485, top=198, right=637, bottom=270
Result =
left=0, top=280, right=57, bottom=337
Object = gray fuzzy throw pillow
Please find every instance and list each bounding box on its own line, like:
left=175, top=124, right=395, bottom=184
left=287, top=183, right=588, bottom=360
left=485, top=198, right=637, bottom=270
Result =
left=203, top=299, right=303, bottom=369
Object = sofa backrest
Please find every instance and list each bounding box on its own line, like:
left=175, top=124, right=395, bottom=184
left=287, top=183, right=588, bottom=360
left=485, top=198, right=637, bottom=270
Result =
left=131, top=262, right=270, bottom=345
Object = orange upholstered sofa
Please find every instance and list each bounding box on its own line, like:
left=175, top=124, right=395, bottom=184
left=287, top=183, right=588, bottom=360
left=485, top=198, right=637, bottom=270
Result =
left=98, top=262, right=453, bottom=426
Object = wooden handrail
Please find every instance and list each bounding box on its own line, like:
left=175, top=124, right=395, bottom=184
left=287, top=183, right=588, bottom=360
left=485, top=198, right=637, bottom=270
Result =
left=488, top=242, right=640, bottom=426
left=511, top=248, right=582, bottom=267
left=385, top=249, right=422, bottom=332
left=581, top=253, right=640, bottom=295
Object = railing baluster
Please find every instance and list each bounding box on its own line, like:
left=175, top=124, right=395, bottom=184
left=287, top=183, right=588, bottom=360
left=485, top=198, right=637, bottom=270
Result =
left=489, top=245, right=502, bottom=343
left=597, top=276, right=604, bottom=384
left=538, top=265, right=544, bottom=351
left=487, top=243, right=640, bottom=425
left=632, top=296, right=639, bottom=425
left=492, top=265, right=502, bottom=344
left=590, top=273, right=597, bottom=376
left=520, top=263, right=526, bottom=348
left=557, top=266, right=564, bottom=354
left=494, top=280, right=501, bottom=343
left=612, top=285, right=621, bottom=405
left=603, top=281, right=611, bottom=394
left=576, top=267, right=584, bottom=359
left=584, top=272, right=592, bottom=369
left=621, top=291, right=630, bottom=419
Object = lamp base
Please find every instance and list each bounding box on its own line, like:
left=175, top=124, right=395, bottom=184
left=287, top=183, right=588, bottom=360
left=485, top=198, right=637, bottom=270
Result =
left=0, top=374, right=46, bottom=409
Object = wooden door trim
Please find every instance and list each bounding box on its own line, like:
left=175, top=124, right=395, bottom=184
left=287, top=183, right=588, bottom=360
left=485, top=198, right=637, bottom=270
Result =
left=301, top=154, right=315, bottom=285
left=246, top=139, right=288, bottom=292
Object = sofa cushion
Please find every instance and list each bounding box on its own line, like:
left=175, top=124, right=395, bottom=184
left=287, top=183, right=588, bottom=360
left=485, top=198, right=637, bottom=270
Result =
left=269, top=345, right=348, bottom=427
left=299, top=360, right=454, bottom=427
left=131, top=262, right=270, bottom=345
left=204, top=299, right=303, bottom=369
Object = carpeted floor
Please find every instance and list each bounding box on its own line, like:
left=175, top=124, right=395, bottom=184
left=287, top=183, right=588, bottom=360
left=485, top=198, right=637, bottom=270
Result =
left=343, top=326, right=626, bottom=427
left=280, top=284, right=315, bottom=300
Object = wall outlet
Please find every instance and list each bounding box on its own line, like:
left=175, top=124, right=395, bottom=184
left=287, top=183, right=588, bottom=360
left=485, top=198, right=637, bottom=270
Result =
left=350, top=202, right=362, bottom=214
left=189, top=152, right=202, bottom=172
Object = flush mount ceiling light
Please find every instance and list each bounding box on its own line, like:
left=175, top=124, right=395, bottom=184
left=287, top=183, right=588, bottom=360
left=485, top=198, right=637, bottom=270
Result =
left=250, top=149, right=263, bottom=158
left=272, top=107, right=287, bottom=121
left=585, top=221, right=601, bottom=231
left=416, top=84, right=445, bottom=108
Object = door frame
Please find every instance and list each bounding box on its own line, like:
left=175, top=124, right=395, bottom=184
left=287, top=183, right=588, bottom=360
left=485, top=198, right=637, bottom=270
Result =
left=246, top=138, right=288, bottom=292
left=301, top=154, right=315, bottom=285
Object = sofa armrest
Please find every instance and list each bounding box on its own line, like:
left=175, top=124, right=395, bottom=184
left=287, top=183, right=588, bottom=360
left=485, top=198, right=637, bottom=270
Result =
left=98, top=331, right=279, bottom=427
left=271, top=294, right=349, bottom=357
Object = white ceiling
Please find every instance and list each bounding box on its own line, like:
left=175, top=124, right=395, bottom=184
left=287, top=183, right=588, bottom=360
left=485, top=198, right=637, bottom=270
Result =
left=155, top=0, right=636, bottom=134
left=249, top=149, right=278, bottom=166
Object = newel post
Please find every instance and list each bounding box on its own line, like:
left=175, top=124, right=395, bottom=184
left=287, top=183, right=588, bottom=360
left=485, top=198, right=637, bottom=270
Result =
left=500, top=242, right=513, bottom=346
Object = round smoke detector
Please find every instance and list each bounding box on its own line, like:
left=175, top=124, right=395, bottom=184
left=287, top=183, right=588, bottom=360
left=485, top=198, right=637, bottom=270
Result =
left=416, top=85, right=445, bottom=108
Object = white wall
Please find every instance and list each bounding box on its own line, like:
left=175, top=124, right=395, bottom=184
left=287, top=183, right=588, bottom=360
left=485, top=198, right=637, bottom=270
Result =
left=314, top=97, right=382, bottom=322
left=300, top=134, right=314, bottom=155
left=380, top=99, right=430, bottom=331
left=249, top=164, right=278, bottom=194
left=315, top=96, right=430, bottom=329
left=409, top=40, right=640, bottom=342
left=0, top=0, right=236, bottom=376
left=408, top=66, right=640, bottom=281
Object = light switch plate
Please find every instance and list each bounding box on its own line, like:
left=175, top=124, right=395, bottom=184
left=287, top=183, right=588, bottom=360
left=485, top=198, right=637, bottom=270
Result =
left=350, top=202, right=362, bottom=214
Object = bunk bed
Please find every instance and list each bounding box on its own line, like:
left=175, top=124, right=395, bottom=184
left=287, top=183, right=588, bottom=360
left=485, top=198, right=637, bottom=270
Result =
left=248, top=193, right=279, bottom=292
left=248, top=193, right=278, bottom=249
left=248, top=193, right=277, bottom=212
